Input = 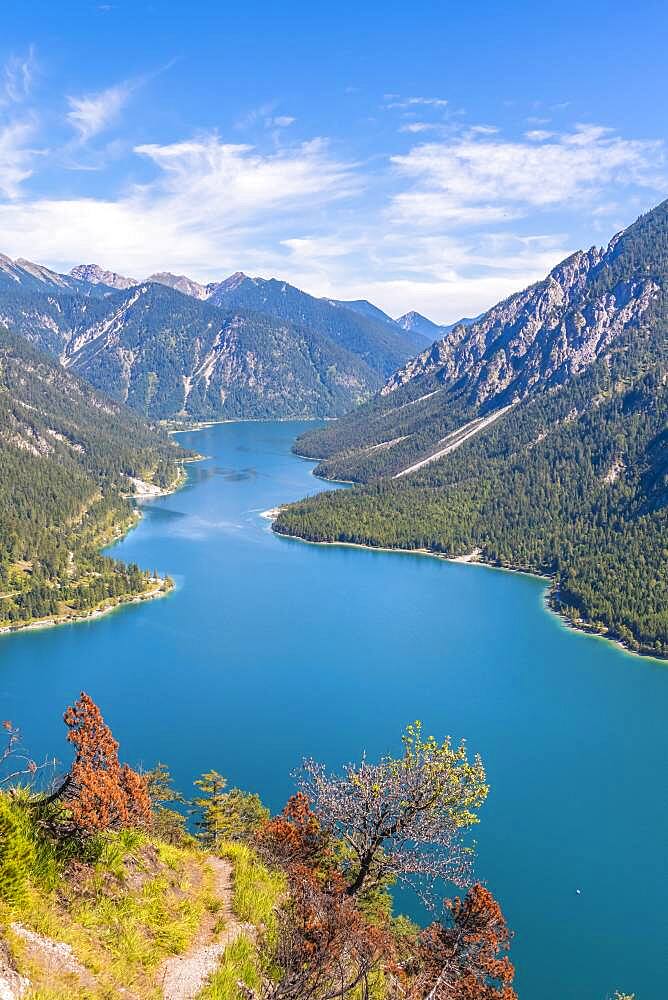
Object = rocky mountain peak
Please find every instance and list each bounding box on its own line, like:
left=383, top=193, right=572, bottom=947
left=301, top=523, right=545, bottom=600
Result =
left=382, top=222, right=659, bottom=407
left=145, top=272, right=211, bottom=300
left=213, top=271, right=251, bottom=295
left=395, top=310, right=442, bottom=337
left=70, top=264, right=138, bottom=290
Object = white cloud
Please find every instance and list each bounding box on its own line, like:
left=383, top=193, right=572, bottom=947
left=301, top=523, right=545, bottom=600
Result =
left=0, top=134, right=359, bottom=275
left=386, top=95, right=448, bottom=109
left=274, top=227, right=573, bottom=322
left=274, top=232, right=568, bottom=320
left=133, top=136, right=357, bottom=226
left=1, top=48, right=36, bottom=106
left=0, top=51, right=40, bottom=197
left=341, top=273, right=546, bottom=322
left=270, top=115, right=295, bottom=128
left=389, top=124, right=665, bottom=227
left=0, top=120, right=36, bottom=197
left=66, top=81, right=132, bottom=140
left=399, top=122, right=437, bottom=134
left=524, top=129, right=555, bottom=141
left=235, top=102, right=277, bottom=130
left=281, top=236, right=354, bottom=258
left=0, top=101, right=664, bottom=322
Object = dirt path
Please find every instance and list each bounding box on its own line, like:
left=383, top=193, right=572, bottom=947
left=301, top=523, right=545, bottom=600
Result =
left=161, top=857, right=250, bottom=1000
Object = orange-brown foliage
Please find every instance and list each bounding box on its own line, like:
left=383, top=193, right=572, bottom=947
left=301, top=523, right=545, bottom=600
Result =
left=417, top=883, right=517, bottom=1000
left=63, top=692, right=151, bottom=836
left=269, top=863, right=392, bottom=1000
left=257, top=792, right=330, bottom=869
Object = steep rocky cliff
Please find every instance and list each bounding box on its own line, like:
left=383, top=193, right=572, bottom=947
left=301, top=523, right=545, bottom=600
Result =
left=294, top=202, right=668, bottom=480
left=383, top=244, right=658, bottom=407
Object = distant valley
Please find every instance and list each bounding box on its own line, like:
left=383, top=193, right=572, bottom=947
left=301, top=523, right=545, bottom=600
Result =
left=0, top=256, right=429, bottom=422
left=1, top=201, right=667, bottom=656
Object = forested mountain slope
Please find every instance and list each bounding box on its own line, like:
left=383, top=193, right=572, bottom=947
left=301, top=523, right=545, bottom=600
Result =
left=276, top=202, right=668, bottom=657
left=0, top=330, right=187, bottom=630
left=69, top=265, right=431, bottom=360
left=61, top=284, right=382, bottom=419
left=0, top=258, right=424, bottom=420
left=207, top=272, right=429, bottom=366
left=295, top=202, right=668, bottom=482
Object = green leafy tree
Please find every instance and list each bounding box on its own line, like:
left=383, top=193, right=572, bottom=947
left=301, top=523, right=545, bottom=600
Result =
left=193, top=771, right=269, bottom=847
left=300, top=721, right=487, bottom=901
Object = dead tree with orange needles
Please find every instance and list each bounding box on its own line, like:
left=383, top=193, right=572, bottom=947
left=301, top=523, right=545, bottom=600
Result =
left=60, top=692, right=151, bottom=837
left=407, top=884, right=517, bottom=1000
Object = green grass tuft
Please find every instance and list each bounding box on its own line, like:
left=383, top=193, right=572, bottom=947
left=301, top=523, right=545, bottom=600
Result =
left=199, top=934, right=262, bottom=999
left=218, top=843, right=285, bottom=928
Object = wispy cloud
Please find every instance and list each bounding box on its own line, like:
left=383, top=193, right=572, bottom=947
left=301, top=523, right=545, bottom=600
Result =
left=1, top=47, right=36, bottom=106
left=524, top=129, right=555, bottom=141
left=389, top=124, right=665, bottom=227
left=386, top=95, right=448, bottom=109
left=270, top=115, right=295, bottom=128
left=133, top=135, right=357, bottom=223
left=0, top=119, right=36, bottom=197
left=235, top=104, right=296, bottom=132
left=399, top=122, right=437, bottom=134
left=66, top=80, right=133, bottom=141
left=234, top=102, right=277, bottom=130
left=0, top=133, right=359, bottom=275
left=0, top=86, right=665, bottom=323
left=0, top=50, right=39, bottom=197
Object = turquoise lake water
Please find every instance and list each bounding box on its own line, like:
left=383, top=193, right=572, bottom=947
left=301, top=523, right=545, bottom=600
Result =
left=1, top=420, right=666, bottom=998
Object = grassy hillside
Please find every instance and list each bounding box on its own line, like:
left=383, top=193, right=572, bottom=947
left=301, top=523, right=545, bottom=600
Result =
left=1, top=696, right=639, bottom=999
left=0, top=699, right=520, bottom=1000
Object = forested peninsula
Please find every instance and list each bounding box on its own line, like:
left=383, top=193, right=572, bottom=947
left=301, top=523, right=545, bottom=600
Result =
left=275, top=204, right=668, bottom=659
left=0, top=331, right=192, bottom=634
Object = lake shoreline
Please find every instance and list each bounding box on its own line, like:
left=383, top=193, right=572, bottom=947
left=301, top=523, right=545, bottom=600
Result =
left=0, top=461, right=190, bottom=640
left=0, top=578, right=174, bottom=637
left=165, top=415, right=327, bottom=435
left=265, top=508, right=664, bottom=663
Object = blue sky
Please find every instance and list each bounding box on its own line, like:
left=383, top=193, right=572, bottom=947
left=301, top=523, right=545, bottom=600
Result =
left=0, top=0, right=666, bottom=321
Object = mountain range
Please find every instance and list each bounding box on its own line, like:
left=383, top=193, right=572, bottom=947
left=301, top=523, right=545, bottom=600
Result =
left=0, top=256, right=429, bottom=421
left=2, top=200, right=667, bottom=654
left=275, top=200, right=668, bottom=657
